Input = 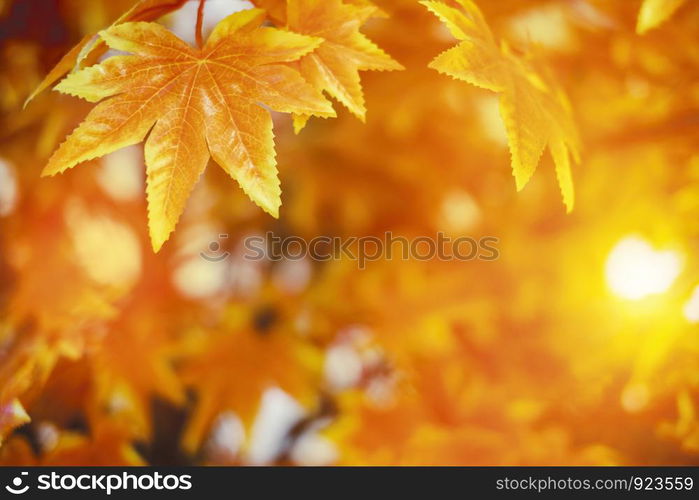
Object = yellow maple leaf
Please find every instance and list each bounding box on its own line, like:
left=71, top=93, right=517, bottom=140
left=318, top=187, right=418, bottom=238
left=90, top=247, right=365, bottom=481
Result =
left=636, top=0, right=688, bottom=34
left=44, top=9, right=334, bottom=251
left=25, top=0, right=190, bottom=107
left=286, top=0, right=404, bottom=132
left=421, top=0, right=580, bottom=211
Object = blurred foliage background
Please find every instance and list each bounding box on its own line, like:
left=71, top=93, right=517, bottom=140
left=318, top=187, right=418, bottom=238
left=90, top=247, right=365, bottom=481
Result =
left=0, top=0, right=698, bottom=465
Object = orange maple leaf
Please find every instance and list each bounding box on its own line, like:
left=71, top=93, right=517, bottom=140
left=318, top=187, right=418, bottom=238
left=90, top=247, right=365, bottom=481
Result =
left=286, top=0, right=404, bottom=132
left=25, top=0, right=190, bottom=107
left=422, top=0, right=580, bottom=211
left=44, top=9, right=334, bottom=251
left=0, top=399, right=30, bottom=446
left=179, top=326, right=317, bottom=453
left=41, top=424, right=145, bottom=466
left=90, top=325, right=185, bottom=439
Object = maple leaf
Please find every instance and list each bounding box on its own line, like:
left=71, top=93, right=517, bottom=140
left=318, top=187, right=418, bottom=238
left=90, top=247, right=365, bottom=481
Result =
left=7, top=204, right=118, bottom=345
left=286, top=0, right=404, bottom=132
left=636, top=0, right=688, bottom=34
left=0, top=436, right=37, bottom=466
left=41, top=424, right=145, bottom=466
left=0, top=399, right=30, bottom=446
left=421, top=0, right=580, bottom=211
left=44, top=9, right=334, bottom=251
left=90, top=325, right=185, bottom=439
left=179, top=326, right=317, bottom=453
left=250, top=0, right=287, bottom=24
left=25, top=0, right=191, bottom=107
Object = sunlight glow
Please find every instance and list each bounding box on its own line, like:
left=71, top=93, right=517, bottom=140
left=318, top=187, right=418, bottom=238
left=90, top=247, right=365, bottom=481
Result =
left=605, top=236, right=682, bottom=300
left=683, top=285, right=699, bottom=323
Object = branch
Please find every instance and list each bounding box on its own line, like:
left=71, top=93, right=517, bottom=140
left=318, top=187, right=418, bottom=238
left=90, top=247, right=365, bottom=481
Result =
left=195, top=0, right=206, bottom=48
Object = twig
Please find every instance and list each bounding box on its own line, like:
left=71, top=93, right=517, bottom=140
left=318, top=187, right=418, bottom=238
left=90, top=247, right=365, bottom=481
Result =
left=195, top=0, right=206, bottom=48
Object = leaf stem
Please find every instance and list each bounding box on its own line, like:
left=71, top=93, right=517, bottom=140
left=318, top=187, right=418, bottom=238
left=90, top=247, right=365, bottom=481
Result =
left=195, top=0, right=206, bottom=48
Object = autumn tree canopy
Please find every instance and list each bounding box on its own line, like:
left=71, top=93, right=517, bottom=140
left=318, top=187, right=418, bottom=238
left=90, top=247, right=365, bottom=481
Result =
left=0, top=0, right=698, bottom=466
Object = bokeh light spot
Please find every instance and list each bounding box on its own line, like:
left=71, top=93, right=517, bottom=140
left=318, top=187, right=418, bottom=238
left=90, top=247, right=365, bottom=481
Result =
left=0, top=158, right=18, bottom=217
left=621, top=383, right=650, bottom=413
left=683, top=285, right=699, bottom=323
left=605, top=236, right=682, bottom=300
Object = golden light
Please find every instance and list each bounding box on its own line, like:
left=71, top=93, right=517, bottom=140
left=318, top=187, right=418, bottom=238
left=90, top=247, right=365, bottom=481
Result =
left=66, top=202, right=142, bottom=288
left=683, top=285, right=699, bottom=323
left=96, top=146, right=144, bottom=202
left=605, top=236, right=682, bottom=300
left=439, top=189, right=482, bottom=233
left=621, top=383, right=650, bottom=413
